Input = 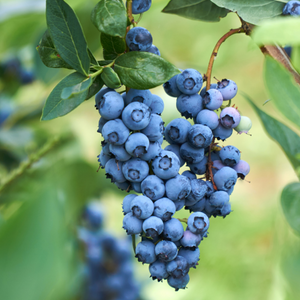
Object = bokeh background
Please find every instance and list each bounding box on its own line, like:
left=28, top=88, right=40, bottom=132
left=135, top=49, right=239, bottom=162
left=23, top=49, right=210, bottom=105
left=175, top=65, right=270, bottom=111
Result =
left=0, top=0, right=299, bottom=300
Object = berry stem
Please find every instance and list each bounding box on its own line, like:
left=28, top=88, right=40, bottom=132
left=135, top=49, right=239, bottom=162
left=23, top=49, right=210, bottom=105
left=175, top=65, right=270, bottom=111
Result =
left=127, top=0, right=137, bottom=26
left=131, top=234, right=136, bottom=255
left=205, top=27, right=244, bottom=91
left=177, top=218, right=188, bottom=224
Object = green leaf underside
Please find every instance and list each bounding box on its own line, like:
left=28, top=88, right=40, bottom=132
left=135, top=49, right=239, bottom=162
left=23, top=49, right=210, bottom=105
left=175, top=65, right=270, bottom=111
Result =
left=252, top=18, right=300, bottom=46
left=162, top=0, right=229, bottom=22
left=210, top=0, right=285, bottom=25
left=37, top=30, right=73, bottom=69
left=85, top=75, right=104, bottom=100
left=101, top=67, right=121, bottom=89
left=42, top=72, right=89, bottom=120
left=91, top=0, right=127, bottom=37
left=88, top=49, right=98, bottom=66
left=281, top=182, right=300, bottom=235
left=114, top=52, right=181, bottom=89
left=264, top=56, right=300, bottom=129
left=103, top=49, right=118, bottom=60
left=46, top=0, right=90, bottom=76
left=61, top=76, right=93, bottom=99
left=247, top=96, right=300, bottom=177
left=101, top=33, right=126, bottom=59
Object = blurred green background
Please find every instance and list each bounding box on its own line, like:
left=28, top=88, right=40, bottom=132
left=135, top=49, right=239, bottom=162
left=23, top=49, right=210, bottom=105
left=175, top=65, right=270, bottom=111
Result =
left=0, top=0, right=299, bottom=300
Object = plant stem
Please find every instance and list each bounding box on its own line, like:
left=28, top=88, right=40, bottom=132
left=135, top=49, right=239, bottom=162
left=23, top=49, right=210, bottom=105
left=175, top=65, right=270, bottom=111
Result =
left=205, top=27, right=244, bottom=91
left=127, top=0, right=136, bottom=26
left=177, top=218, right=188, bottom=224
left=206, top=138, right=218, bottom=190
left=131, top=234, right=136, bottom=255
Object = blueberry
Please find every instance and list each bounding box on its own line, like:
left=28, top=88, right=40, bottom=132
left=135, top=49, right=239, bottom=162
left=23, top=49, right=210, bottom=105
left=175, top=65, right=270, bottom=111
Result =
left=140, top=140, right=162, bottom=162
left=219, top=145, right=240, bottom=167
left=126, top=27, right=153, bottom=51
left=109, top=144, right=132, bottom=161
left=216, top=79, right=238, bottom=100
left=102, top=119, right=130, bottom=145
left=213, top=166, right=238, bottom=191
left=135, top=240, right=156, bottom=264
left=125, top=89, right=152, bottom=107
left=195, top=109, right=219, bottom=130
left=143, top=216, right=164, bottom=238
left=163, top=218, right=184, bottom=242
left=187, top=212, right=209, bottom=235
left=149, top=261, right=169, bottom=282
left=220, top=107, right=241, bottom=129
left=123, top=212, right=143, bottom=235
left=122, top=158, right=149, bottom=182
left=153, top=197, right=176, bottom=221
left=82, top=201, right=104, bottom=230
left=122, top=194, right=138, bottom=214
left=176, top=69, right=203, bottom=95
left=208, top=191, right=229, bottom=208
left=98, top=150, right=111, bottom=169
left=200, top=83, right=217, bottom=97
left=166, top=256, right=189, bottom=278
left=149, top=94, right=164, bottom=115
left=130, top=195, right=154, bottom=219
left=203, top=89, right=223, bottom=110
left=147, top=44, right=160, bottom=56
left=105, top=159, right=126, bottom=183
left=165, top=174, right=191, bottom=201
left=187, top=124, right=213, bottom=148
left=186, top=197, right=206, bottom=213
left=141, top=175, right=165, bottom=201
left=164, top=118, right=192, bottom=144
left=167, top=274, right=190, bottom=291
left=115, top=181, right=132, bottom=192
left=233, top=160, right=250, bottom=179
left=131, top=181, right=142, bottom=193
left=176, top=93, right=203, bottom=119
left=97, top=117, right=108, bottom=134
left=155, top=240, right=178, bottom=262
left=99, top=91, right=124, bottom=120
left=178, top=247, right=200, bottom=269
left=180, top=142, right=205, bottom=164
left=174, top=199, right=185, bottom=211
left=163, top=73, right=182, bottom=98
left=181, top=171, right=197, bottom=181
left=213, top=120, right=233, bottom=141
left=141, top=114, right=165, bottom=141
left=95, top=87, right=114, bottom=110
left=283, top=1, right=300, bottom=16
left=152, top=150, right=180, bottom=180
left=185, top=179, right=208, bottom=206
left=122, top=102, right=151, bottom=130
left=125, top=133, right=150, bottom=157
left=188, top=156, right=208, bottom=175
left=131, top=0, right=152, bottom=14
left=180, top=230, right=202, bottom=249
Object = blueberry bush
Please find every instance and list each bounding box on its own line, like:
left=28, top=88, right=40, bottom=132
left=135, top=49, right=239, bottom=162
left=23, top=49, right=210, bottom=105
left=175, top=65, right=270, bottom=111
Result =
left=0, top=0, right=300, bottom=299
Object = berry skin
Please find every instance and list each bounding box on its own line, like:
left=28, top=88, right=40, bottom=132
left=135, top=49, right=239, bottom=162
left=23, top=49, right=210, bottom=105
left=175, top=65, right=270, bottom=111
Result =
left=149, top=261, right=169, bottom=282
left=125, top=89, right=152, bottom=107
left=234, top=115, right=252, bottom=134
left=105, top=159, right=126, bottom=183
left=185, top=179, right=208, bottom=206
left=283, top=1, right=300, bottom=16
left=152, top=150, right=180, bottom=180
left=98, top=91, right=124, bottom=120
left=131, top=0, right=152, bottom=14
left=122, top=102, right=151, bottom=130
left=167, top=274, right=190, bottom=291
left=141, top=114, right=165, bottom=142
left=155, top=240, right=178, bottom=262
left=140, top=140, right=162, bottom=162
left=163, top=218, right=184, bottom=242
left=130, top=195, right=154, bottom=219
left=176, top=69, right=203, bottom=95
left=195, top=109, right=219, bottom=130
left=178, top=247, right=200, bottom=269
left=115, top=180, right=132, bottom=192
left=82, top=202, right=104, bottom=230
left=147, top=44, right=160, bottom=56
left=213, top=120, right=233, bottom=141
left=174, top=199, right=186, bottom=211
left=176, top=93, right=203, bottom=119
left=165, top=174, right=191, bottom=201
left=109, top=144, right=131, bottom=162
left=187, top=124, right=213, bottom=148
left=180, top=142, right=205, bottom=164
left=153, top=198, right=176, bottom=222
left=213, top=166, right=238, bottom=191
left=203, top=89, right=223, bottom=110
left=126, top=27, right=153, bottom=51
left=219, top=145, right=240, bottom=167
left=233, top=160, right=250, bottom=179
left=95, top=87, right=114, bottom=109
left=131, top=181, right=142, bottom=193
left=135, top=240, right=156, bottom=264
left=220, top=107, right=241, bottom=129
left=122, top=194, right=137, bottom=214
left=122, top=158, right=149, bottom=183
left=216, top=79, right=238, bottom=100
left=97, top=117, right=108, bottom=135
left=181, top=171, right=197, bottom=181
left=208, top=191, right=229, bottom=208
left=180, top=230, right=202, bottom=249
left=141, top=175, right=165, bottom=201
left=188, top=156, right=208, bottom=175
left=165, top=144, right=185, bottom=167
left=163, top=73, right=182, bottom=98
left=200, top=83, right=217, bottom=97
left=187, top=212, right=209, bottom=235
left=149, top=94, right=164, bottom=115
left=143, top=216, right=164, bottom=238
left=125, top=133, right=150, bottom=158
left=102, top=119, right=130, bottom=145
left=123, top=212, right=143, bottom=235
left=164, top=118, right=192, bottom=145
left=186, top=197, right=206, bottom=213
left=166, top=256, right=189, bottom=278
left=98, top=150, right=111, bottom=169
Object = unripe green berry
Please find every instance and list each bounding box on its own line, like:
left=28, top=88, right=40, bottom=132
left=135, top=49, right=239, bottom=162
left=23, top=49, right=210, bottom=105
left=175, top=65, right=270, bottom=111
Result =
left=234, top=116, right=252, bottom=134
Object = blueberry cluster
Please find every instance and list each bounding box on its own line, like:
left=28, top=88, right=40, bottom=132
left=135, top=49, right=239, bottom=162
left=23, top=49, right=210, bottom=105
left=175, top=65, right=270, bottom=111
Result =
left=78, top=202, right=140, bottom=300
left=283, top=0, right=300, bottom=16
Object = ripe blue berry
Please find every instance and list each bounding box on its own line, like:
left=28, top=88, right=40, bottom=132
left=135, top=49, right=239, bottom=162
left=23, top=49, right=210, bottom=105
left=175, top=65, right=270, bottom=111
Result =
left=213, top=120, right=233, bottom=141
left=105, top=159, right=126, bottom=183
left=233, top=160, right=250, bottom=179
left=165, top=144, right=185, bottom=167
left=203, top=89, right=223, bottom=110
left=283, top=1, right=300, bottom=16
left=166, top=256, right=189, bottom=278
left=165, top=175, right=191, bottom=201
left=125, top=133, right=150, bottom=157
left=178, top=247, right=200, bottom=269
left=98, top=91, right=124, bottom=120
left=130, top=195, right=154, bottom=219
left=135, top=240, right=156, bottom=264
left=165, top=118, right=192, bottom=144
left=149, top=94, right=164, bottom=115
left=126, top=27, right=153, bottom=51
left=131, top=0, right=152, bottom=14
left=122, top=158, right=149, bottom=182
left=220, top=107, right=241, bottom=129
left=163, top=218, right=184, bottom=242
left=180, top=142, right=205, bottom=164
left=219, top=145, right=240, bottom=167
left=102, top=119, right=130, bottom=145
left=188, top=156, right=208, bottom=175
left=187, top=212, right=209, bottom=235
left=216, top=79, right=238, bottom=100
left=149, top=261, right=169, bottom=282
left=163, top=73, right=182, bottom=98
left=155, top=240, right=178, bottom=262
left=187, top=124, right=213, bottom=148
left=176, top=93, right=203, bottom=119
left=141, top=175, right=165, bottom=201
left=195, top=109, right=219, bottom=130
left=122, top=194, right=137, bottom=214
left=126, top=89, right=152, bottom=107
left=213, top=166, right=238, bottom=191
left=147, top=44, right=160, bottom=56
left=141, top=114, right=164, bottom=142
left=167, top=274, right=190, bottom=291
left=122, top=102, right=151, bottom=130
left=153, top=198, right=176, bottom=221
left=143, top=216, right=164, bottom=238
left=123, top=212, right=143, bottom=235
left=176, top=69, right=203, bottom=95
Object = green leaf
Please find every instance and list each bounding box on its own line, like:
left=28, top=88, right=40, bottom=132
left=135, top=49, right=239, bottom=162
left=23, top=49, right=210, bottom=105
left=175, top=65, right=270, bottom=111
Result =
left=281, top=182, right=300, bottom=235
left=101, top=33, right=126, bottom=60
left=210, top=0, right=285, bottom=25
left=252, top=18, right=300, bottom=46
left=91, top=0, right=127, bottom=37
left=85, top=75, right=104, bottom=100
left=291, top=45, right=300, bottom=74
left=162, top=0, right=229, bottom=22
left=37, top=30, right=73, bottom=69
left=61, top=76, right=93, bottom=100
left=88, top=49, right=98, bottom=66
left=46, top=0, right=90, bottom=76
left=247, top=95, right=300, bottom=178
left=114, top=52, right=181, bottom=89
left=264, top=56, right=300, bottom=129
left=41, top=72, right=89, bottom=120
left=98, top=60, right=114, bottom=66
left=101, top=67, right=121, bottom=89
